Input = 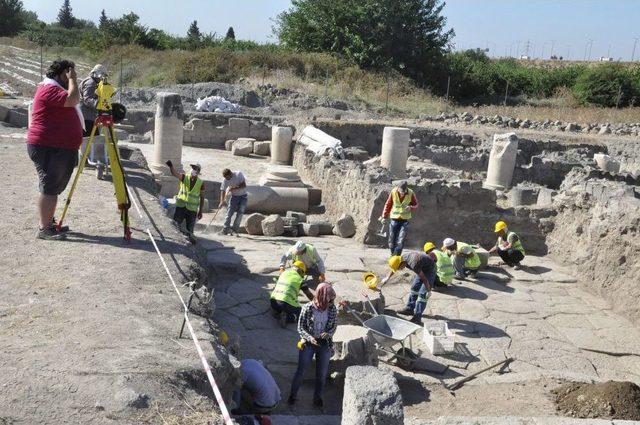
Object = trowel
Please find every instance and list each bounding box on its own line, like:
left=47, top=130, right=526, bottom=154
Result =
left=376, top=217, right=388, bottom=238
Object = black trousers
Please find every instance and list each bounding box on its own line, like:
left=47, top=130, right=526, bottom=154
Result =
left=498, top=248, right=524, bottom=266
left=270, top=299, right=301, bottom=323
left=173, top=207, right=197, bottom=233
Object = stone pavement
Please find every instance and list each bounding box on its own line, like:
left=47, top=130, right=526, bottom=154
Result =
left=195, top=224, right=640, bottom=420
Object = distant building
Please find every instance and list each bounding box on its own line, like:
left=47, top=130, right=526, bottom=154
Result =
left=599, top=57, right=614, bottom=62
left=520, top=55, right=530, bottom=60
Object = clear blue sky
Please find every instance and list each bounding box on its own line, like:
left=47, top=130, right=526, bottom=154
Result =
left=22, top=0, right=640, bottom=60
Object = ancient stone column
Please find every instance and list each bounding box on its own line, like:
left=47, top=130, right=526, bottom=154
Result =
left=380, top=127, right=410, bottom=178
left=150, top=92, right=184, bottom=197
left=484, top=132, right=519, bottom=190
left=271, top=126, right=293, bottom=165
left=245, top=186, right=309, bottom=214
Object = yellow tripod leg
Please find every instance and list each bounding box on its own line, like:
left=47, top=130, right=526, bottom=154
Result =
left=57, top=125, right=98, bottom=230
left=104, top=125, right=132, bottom=241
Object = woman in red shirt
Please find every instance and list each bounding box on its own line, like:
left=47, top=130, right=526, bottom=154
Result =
left=27, top=59, right=82, bottom=240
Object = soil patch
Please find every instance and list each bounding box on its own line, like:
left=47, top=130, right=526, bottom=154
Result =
left=553, top=381, right=640, bottom=420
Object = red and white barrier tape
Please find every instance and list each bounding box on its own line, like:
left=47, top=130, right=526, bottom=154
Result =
left=127, top=187, right=233, bottom=424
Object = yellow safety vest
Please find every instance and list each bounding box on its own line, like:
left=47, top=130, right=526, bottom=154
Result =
left=292, top=244, right=319, bottom=267
left=390, top=188, right=414, bottom=220
left=175, top=175, right=203, bottom=212
left=498, top=231, right=526, bottom=255
left=271, top=269, right=304, bottom=308
left=457, top=242, right=481, bottom=269
left=434, top=250, right=455, bottom=284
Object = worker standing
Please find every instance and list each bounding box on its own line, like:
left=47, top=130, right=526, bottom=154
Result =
left=166, top=161, right=204, bottom=241
left=220, top=168, right=247, bottom=235
left=380, top=252, right=435, bottom=325
left=279, top=240, right=326, bottom=284
left=489, top=221, right=525, bottom=269
left=380, top=181, right=418, bottom=255
left=79, top=64, right=108, bottom=136
left=442, top=238, right=481, bottom=280
left=270, top=261, right=315, bottom=328
left=423, top=242, right=454, bottom=287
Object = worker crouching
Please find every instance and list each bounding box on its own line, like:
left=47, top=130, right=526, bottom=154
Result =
left=423, top=241, right=454, bottom=287
left=442, top=238, right=481, bottom=280
left=270, top=261, right=314, bottom=328
left=489, top=221, right=525, bottom=269
left=380, top=181, right=418, bottom=255
left=279, top=240, right=326, bottom=284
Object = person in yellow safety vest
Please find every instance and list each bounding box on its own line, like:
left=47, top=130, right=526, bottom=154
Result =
left=442, top=237, right=481, bottom=280
left=423, top=242, right=455, bottom=287
left=279, top=240, right=326, bottom=284
left=489, top=221, right=526, bottom=270
left=166, top=160, right=204, bottom=240
left=380, top=181, right=419, bottom=255
left=270, top=261, right=315, bottom=328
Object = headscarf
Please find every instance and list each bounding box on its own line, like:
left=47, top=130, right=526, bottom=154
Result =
left=313, top=282, right=336, bottom=311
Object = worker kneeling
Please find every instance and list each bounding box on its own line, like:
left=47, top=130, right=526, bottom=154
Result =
left=442, top=238, right=481, bottom=280
left=279, top=240, right=326, bottom=284
left=270, top=261, right=315, bottom=328
left=424, top=242, right=454, bottom=287
left=380, top=252, right=436, bottom=325
left=489, top=221, right=525, bottom=269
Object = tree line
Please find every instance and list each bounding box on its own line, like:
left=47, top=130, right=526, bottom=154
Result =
left=1, top=0, right=639, bottom=107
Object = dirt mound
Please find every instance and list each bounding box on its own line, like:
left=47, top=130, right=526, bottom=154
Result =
left=553, top=381, right=640, bottom=420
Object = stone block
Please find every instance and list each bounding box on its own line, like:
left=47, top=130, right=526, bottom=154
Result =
left=283, top=225, right=299, bottom=237
left=342, top=366, right=403, bottom=425
left=282, top=216, right=299, bottom=227
left=298, top=223, right=320, bottom=237
left=333, top=214, right=356, bottom=238
left=287, top=211, right=307, bottom=223
left=253, top=140, right=271, bottom=156
left=245, top=213, right=266, bottom=235
left=310, top=220, right=334, bottom=235
left=225, top=139, right=235, bottom=151
left=249, top=121, right=272, bottom=140
left=229, top=117, right=250, bottom=136
left=232, top=138, right=254, bottom=156
left=537, top=188, right=556, bottom=207
left=261, top=214, right=284, bottom=236
left=509, top=186, right=539, bottom=207
left=331, top=326, right=378, bottom=376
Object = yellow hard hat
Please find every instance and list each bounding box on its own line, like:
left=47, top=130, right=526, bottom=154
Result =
left=494, top=221, right=508, bottom=233
left=293, top=260, right=307, bottom=275
left=219, top=330, right=229, bottom=346
left=363, top=272, right=379, bottom=290
left=423, top=242, right=436, bottom=253
left=388, top=255, right=402, bottom=272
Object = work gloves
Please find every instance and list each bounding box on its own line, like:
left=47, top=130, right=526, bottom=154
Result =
left=165, top=160, right=173, bottom=168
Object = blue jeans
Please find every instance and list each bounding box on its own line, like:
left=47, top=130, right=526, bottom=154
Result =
left=290, top=342, right=331, bottom=400
left=405, top=268, right=435, bottom=317
left=224, top=194, right=248, bottom=231
left=388, top=220, right=409, bottom=255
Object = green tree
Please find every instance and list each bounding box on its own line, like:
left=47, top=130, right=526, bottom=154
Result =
left=57, top=0, right=74, bottom=29
left=225, top=26, right=235, bottom=40
left=275, top=0, right=454, bottom=85
left=99, top=9, right=108, bottom=29
left=0, top=0, right=25, bottom=36
left=573, top=64, right=639, bottom=107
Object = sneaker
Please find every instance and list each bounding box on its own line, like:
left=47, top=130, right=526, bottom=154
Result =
left=36, top=227, right=67, bottom=241
left=514, top=263, right=522, bottom=270
left=468, top=271, right=478, bottom=279
left=454, top=273, right=466, bottom=281
left=409, top=315, right=422, bottom=325
left=313, top=397, right=323, bottom=407
left=51, top=218, right=69, bottom=232
left=396, top=307, right=414, bottom=316
left=219, top=228, right=229, bottom=235
left=278, top=312, right=288, bottom=329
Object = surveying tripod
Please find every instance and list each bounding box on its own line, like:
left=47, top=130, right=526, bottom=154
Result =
left=57, top=79, right=132, bottom=241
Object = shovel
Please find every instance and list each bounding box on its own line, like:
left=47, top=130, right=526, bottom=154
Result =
left=376, top=217, right=388, bottom=238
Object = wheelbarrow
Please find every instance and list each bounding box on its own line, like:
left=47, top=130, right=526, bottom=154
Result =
left=342, top=294, right=422, bottom=369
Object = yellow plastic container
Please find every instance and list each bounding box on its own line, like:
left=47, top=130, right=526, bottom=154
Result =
left=363, top=272, right=379, bottom=291
left=297, top=339, right=305, bottom=350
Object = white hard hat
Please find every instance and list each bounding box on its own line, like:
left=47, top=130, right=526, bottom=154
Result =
left=91, top=64, right=108, bottom=77
left=443, top=238, right=455, bottom=248
left=293, top=241, right=306, bottom=253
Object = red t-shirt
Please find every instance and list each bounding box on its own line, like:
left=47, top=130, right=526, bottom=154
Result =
left=27, top=84, right=83, bottom=150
